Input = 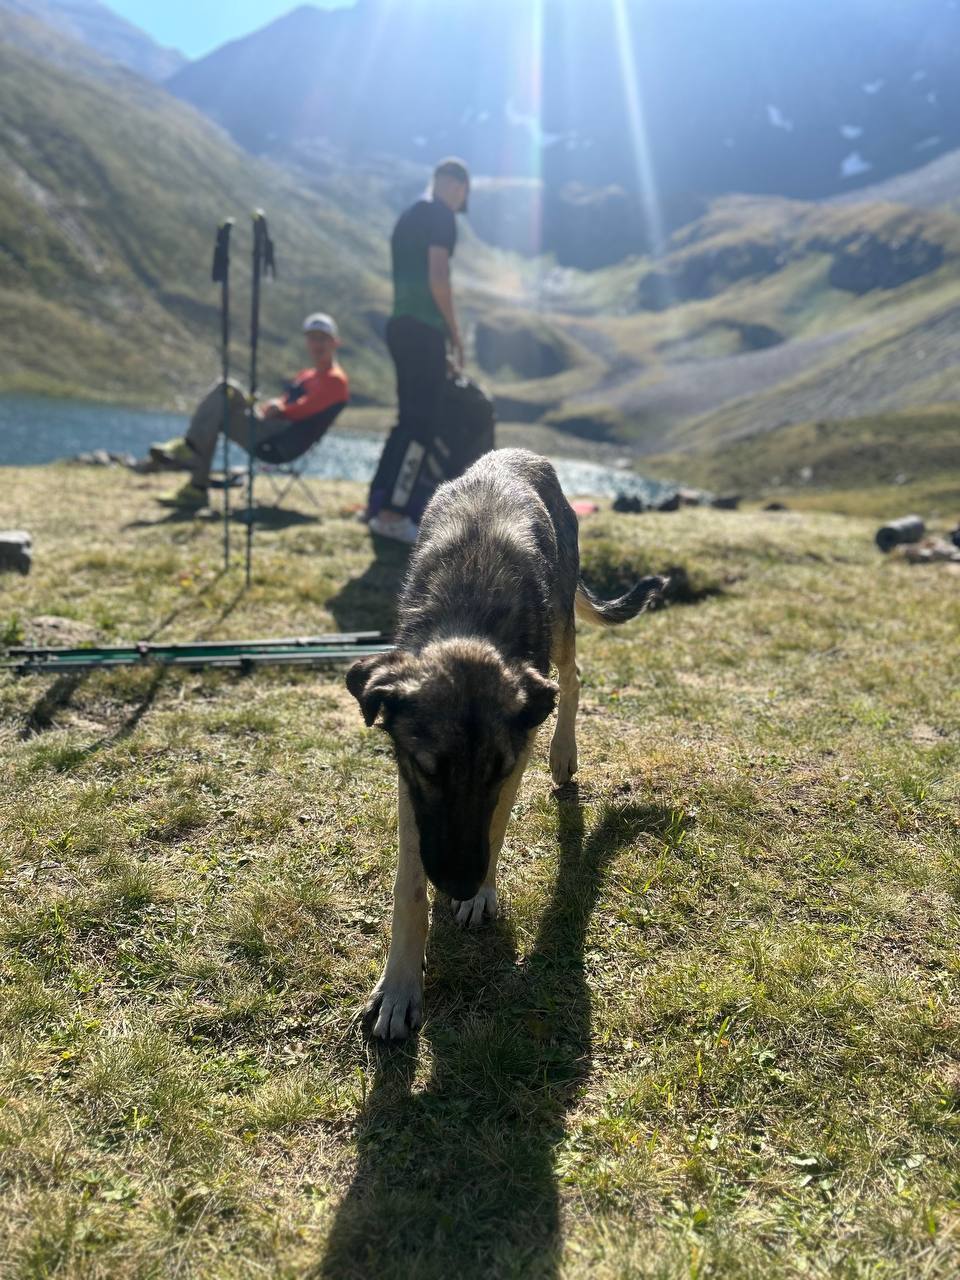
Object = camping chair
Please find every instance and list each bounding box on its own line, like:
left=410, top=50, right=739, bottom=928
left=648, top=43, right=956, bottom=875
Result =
left=251, top=401, right=347, bottom=510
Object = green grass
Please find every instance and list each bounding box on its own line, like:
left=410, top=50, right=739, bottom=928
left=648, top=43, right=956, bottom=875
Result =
left=1, top=465, right=959, bottom=1278
left=644, top=406, right=960, bottom=519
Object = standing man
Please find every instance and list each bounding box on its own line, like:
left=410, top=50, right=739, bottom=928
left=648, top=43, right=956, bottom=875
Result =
left=366, top=158, right=470, bottom=544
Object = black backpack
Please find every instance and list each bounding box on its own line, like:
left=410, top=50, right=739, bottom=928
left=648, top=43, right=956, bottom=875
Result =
left=432, top=372, right=496, bottom=480
left=385, top=373, right=497, bottom=523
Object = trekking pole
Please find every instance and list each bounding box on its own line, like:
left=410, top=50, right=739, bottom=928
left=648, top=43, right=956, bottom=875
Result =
left=212, top=218, right=235, bottom=571
left=246, top=210, right=277, bottom=588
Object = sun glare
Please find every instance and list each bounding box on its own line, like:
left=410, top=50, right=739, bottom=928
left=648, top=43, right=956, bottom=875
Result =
left=611, top=0, right=667, bottom=262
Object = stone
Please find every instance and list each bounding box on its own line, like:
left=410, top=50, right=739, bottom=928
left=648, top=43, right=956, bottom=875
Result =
left=678, top=488, right=705, bottom=507
left=613, top=493, right=647, bottom=514
left=0, top=531, right=31, bottom=575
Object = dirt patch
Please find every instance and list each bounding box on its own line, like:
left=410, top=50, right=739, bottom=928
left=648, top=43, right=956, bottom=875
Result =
left=27, top=615, right=102, bottom=646
left=911, top=723, right=947, bottom=747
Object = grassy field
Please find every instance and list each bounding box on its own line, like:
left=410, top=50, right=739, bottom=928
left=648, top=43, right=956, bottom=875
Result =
left=1, top=465, right=959, bottom=1279
left=644, top=405, right=960, bottom=521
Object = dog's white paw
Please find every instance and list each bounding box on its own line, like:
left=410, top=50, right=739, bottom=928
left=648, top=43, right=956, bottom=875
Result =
left=364, top=974, right=424, bottom=1041
left=451, top=886, right=498, bottom=929
left=549, top=738, right=578, bottom=786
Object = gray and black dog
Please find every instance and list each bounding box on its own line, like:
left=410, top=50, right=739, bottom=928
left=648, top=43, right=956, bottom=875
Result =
left=347, top=448, right=666, bottom=1040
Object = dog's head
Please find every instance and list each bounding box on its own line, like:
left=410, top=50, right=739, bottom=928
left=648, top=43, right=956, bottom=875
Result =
left=347, top=639, right=558, bottom=900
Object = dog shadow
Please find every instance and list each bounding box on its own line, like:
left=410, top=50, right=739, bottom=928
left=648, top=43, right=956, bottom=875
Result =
left=327, top=536, right=411, bottom=636
left=317, top=791, right=676, bottom=1280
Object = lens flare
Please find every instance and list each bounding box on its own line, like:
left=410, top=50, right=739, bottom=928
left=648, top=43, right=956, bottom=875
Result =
left=611, top=0, right=667, bottom=262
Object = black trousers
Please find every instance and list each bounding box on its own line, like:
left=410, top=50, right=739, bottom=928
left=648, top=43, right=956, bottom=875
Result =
left=368, top=315, right=447, bottom=520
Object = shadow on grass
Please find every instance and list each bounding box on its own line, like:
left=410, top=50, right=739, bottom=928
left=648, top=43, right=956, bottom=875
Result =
left=123, top=505, right=321, bottom=533
left=662, top=564, right=728, bottom=607
left=77, top=667, right=166, bottom=760
left=19, top=669, right=165, bottom=761
left=19, top=673, right=88, bottom=740
left=143, top=569, right=230, bottom=641
left=327, top=536, right=411, bottom=637
left=196, top=587, right=247, bottom=637
left=318, top=793, right=675, bottom=1280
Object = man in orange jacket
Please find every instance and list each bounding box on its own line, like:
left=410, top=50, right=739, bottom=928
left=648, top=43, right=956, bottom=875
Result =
left=153, top=313, right=349, bottom=508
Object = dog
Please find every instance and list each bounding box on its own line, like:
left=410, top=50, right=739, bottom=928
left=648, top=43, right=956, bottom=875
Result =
left=347, top=449, right=666, bottom=1040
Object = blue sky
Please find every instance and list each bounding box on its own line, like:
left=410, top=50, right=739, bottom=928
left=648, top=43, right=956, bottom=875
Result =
left=107, top=0, right=354, bottom=59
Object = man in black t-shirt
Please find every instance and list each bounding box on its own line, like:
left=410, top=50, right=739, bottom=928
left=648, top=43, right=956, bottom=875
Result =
left=366, top=158, right=470, bottom=543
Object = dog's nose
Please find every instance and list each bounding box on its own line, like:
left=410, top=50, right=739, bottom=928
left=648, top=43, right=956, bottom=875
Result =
left=435, top=875, right=483, bottom=902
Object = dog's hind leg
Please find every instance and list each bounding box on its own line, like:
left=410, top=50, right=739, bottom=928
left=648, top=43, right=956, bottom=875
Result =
left=549, top=616, right=580, bottom=786
left=453, top=741, right=534, bottom=928
left=365, top=774, right=429, bottom=1040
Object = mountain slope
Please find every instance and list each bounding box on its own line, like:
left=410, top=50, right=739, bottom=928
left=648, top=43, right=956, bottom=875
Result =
left=0, top=11, right=399, bottom=406
left=0, top=0, right=185, bottom=80
left=833, top=144, right=960, bottom=215
left=643, top=405, right=960, bottom=520
left=168, top=0, right=960, bottom=262
left=487, top=194, right=960, bottom=454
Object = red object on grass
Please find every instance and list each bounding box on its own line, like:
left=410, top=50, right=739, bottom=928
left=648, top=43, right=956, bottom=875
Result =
left=571, top=500, right=600, bottom=518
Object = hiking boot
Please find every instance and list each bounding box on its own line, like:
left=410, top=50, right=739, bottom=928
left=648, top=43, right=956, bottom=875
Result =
left=368, top=512, right=419, bottom=545
left=149, top=436, right=196, bottom=471
left=157, top=481, right=209, bottom=510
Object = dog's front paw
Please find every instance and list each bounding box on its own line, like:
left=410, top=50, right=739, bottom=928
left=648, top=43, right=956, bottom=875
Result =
left=549, top=738, right=578, bottom=786
left=452, top=885, right=498, bottom=929
left=364, top=974, right=424, bottom=1041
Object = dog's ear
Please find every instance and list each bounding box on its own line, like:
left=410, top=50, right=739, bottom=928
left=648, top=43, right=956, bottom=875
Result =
left=346, top=650, right=411, bottom=727
left=515, top=667, right=559, bottom=731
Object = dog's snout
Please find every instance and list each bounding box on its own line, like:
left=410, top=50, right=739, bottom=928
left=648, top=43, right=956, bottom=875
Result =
left=435, top=874, right=483, bottom=902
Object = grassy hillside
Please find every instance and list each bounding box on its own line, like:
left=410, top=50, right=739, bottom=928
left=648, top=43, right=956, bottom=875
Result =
left=1, top=467, right=958, bottom=1277
left=6, top=3, right=960, bottom=475
left=0, top=13, right=396, bottom=407
left=529, top=198, right=960, bottom=451
left=645, top=406, right=960, bottom=519
left=466, top=194, right=960, bottom=461
left=0, top=0, right=185, bottom=80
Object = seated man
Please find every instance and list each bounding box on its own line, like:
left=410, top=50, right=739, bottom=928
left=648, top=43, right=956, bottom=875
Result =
left=153, top=313, right=349, bottom=508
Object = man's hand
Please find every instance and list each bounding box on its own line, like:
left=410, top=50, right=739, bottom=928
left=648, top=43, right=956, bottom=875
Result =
left=259, top=402, right=286, bottom=421
left=429, top=246, right=463, bottom=370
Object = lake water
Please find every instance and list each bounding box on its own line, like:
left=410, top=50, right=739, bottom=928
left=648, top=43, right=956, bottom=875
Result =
left=0, top=394, right=671, bottom=501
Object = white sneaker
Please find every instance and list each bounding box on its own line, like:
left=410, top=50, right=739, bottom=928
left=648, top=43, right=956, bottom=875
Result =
left=368, top=513, right=420, bottom=545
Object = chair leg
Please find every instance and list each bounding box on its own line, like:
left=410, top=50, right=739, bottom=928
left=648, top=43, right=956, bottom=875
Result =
left=292, top=474, right=322, bottom=511
left=255, top=448, right=323, bottom=511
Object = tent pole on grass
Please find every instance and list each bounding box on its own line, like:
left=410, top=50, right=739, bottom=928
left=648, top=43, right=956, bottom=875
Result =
left=246, top=210, right=277, bottom=588
left=4, top=632, right=393, bottom=677
left=212, top=218, right=235, bottom=571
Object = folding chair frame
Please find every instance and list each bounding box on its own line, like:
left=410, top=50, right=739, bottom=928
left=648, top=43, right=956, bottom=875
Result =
left=257, top=450, right=324, bottom=510
left=251, top=402, right=348, bottom=511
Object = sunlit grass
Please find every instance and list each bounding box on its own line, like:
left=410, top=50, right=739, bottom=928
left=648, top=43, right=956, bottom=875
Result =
left=0, top=466, right=958, bottom=1277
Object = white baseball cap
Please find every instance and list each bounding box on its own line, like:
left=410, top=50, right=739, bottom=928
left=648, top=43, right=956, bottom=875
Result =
left=303, top=312, right=339, bottom=339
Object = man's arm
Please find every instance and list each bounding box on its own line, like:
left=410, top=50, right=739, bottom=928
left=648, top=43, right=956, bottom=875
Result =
left=429, top=247, right=464, bottom=369
left=279, top=371, right=349, bottom=423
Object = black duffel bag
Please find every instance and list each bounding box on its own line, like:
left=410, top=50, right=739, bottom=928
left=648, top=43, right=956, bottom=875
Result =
left=405, top=372, right=496, bottom=517
left=435, top=371, right=496, bottom=477
left=374, top=373, right=497, bottom=523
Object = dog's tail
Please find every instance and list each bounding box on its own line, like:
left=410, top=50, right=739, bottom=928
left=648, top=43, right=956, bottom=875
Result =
left=575, top=574, right=668, bottom=626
